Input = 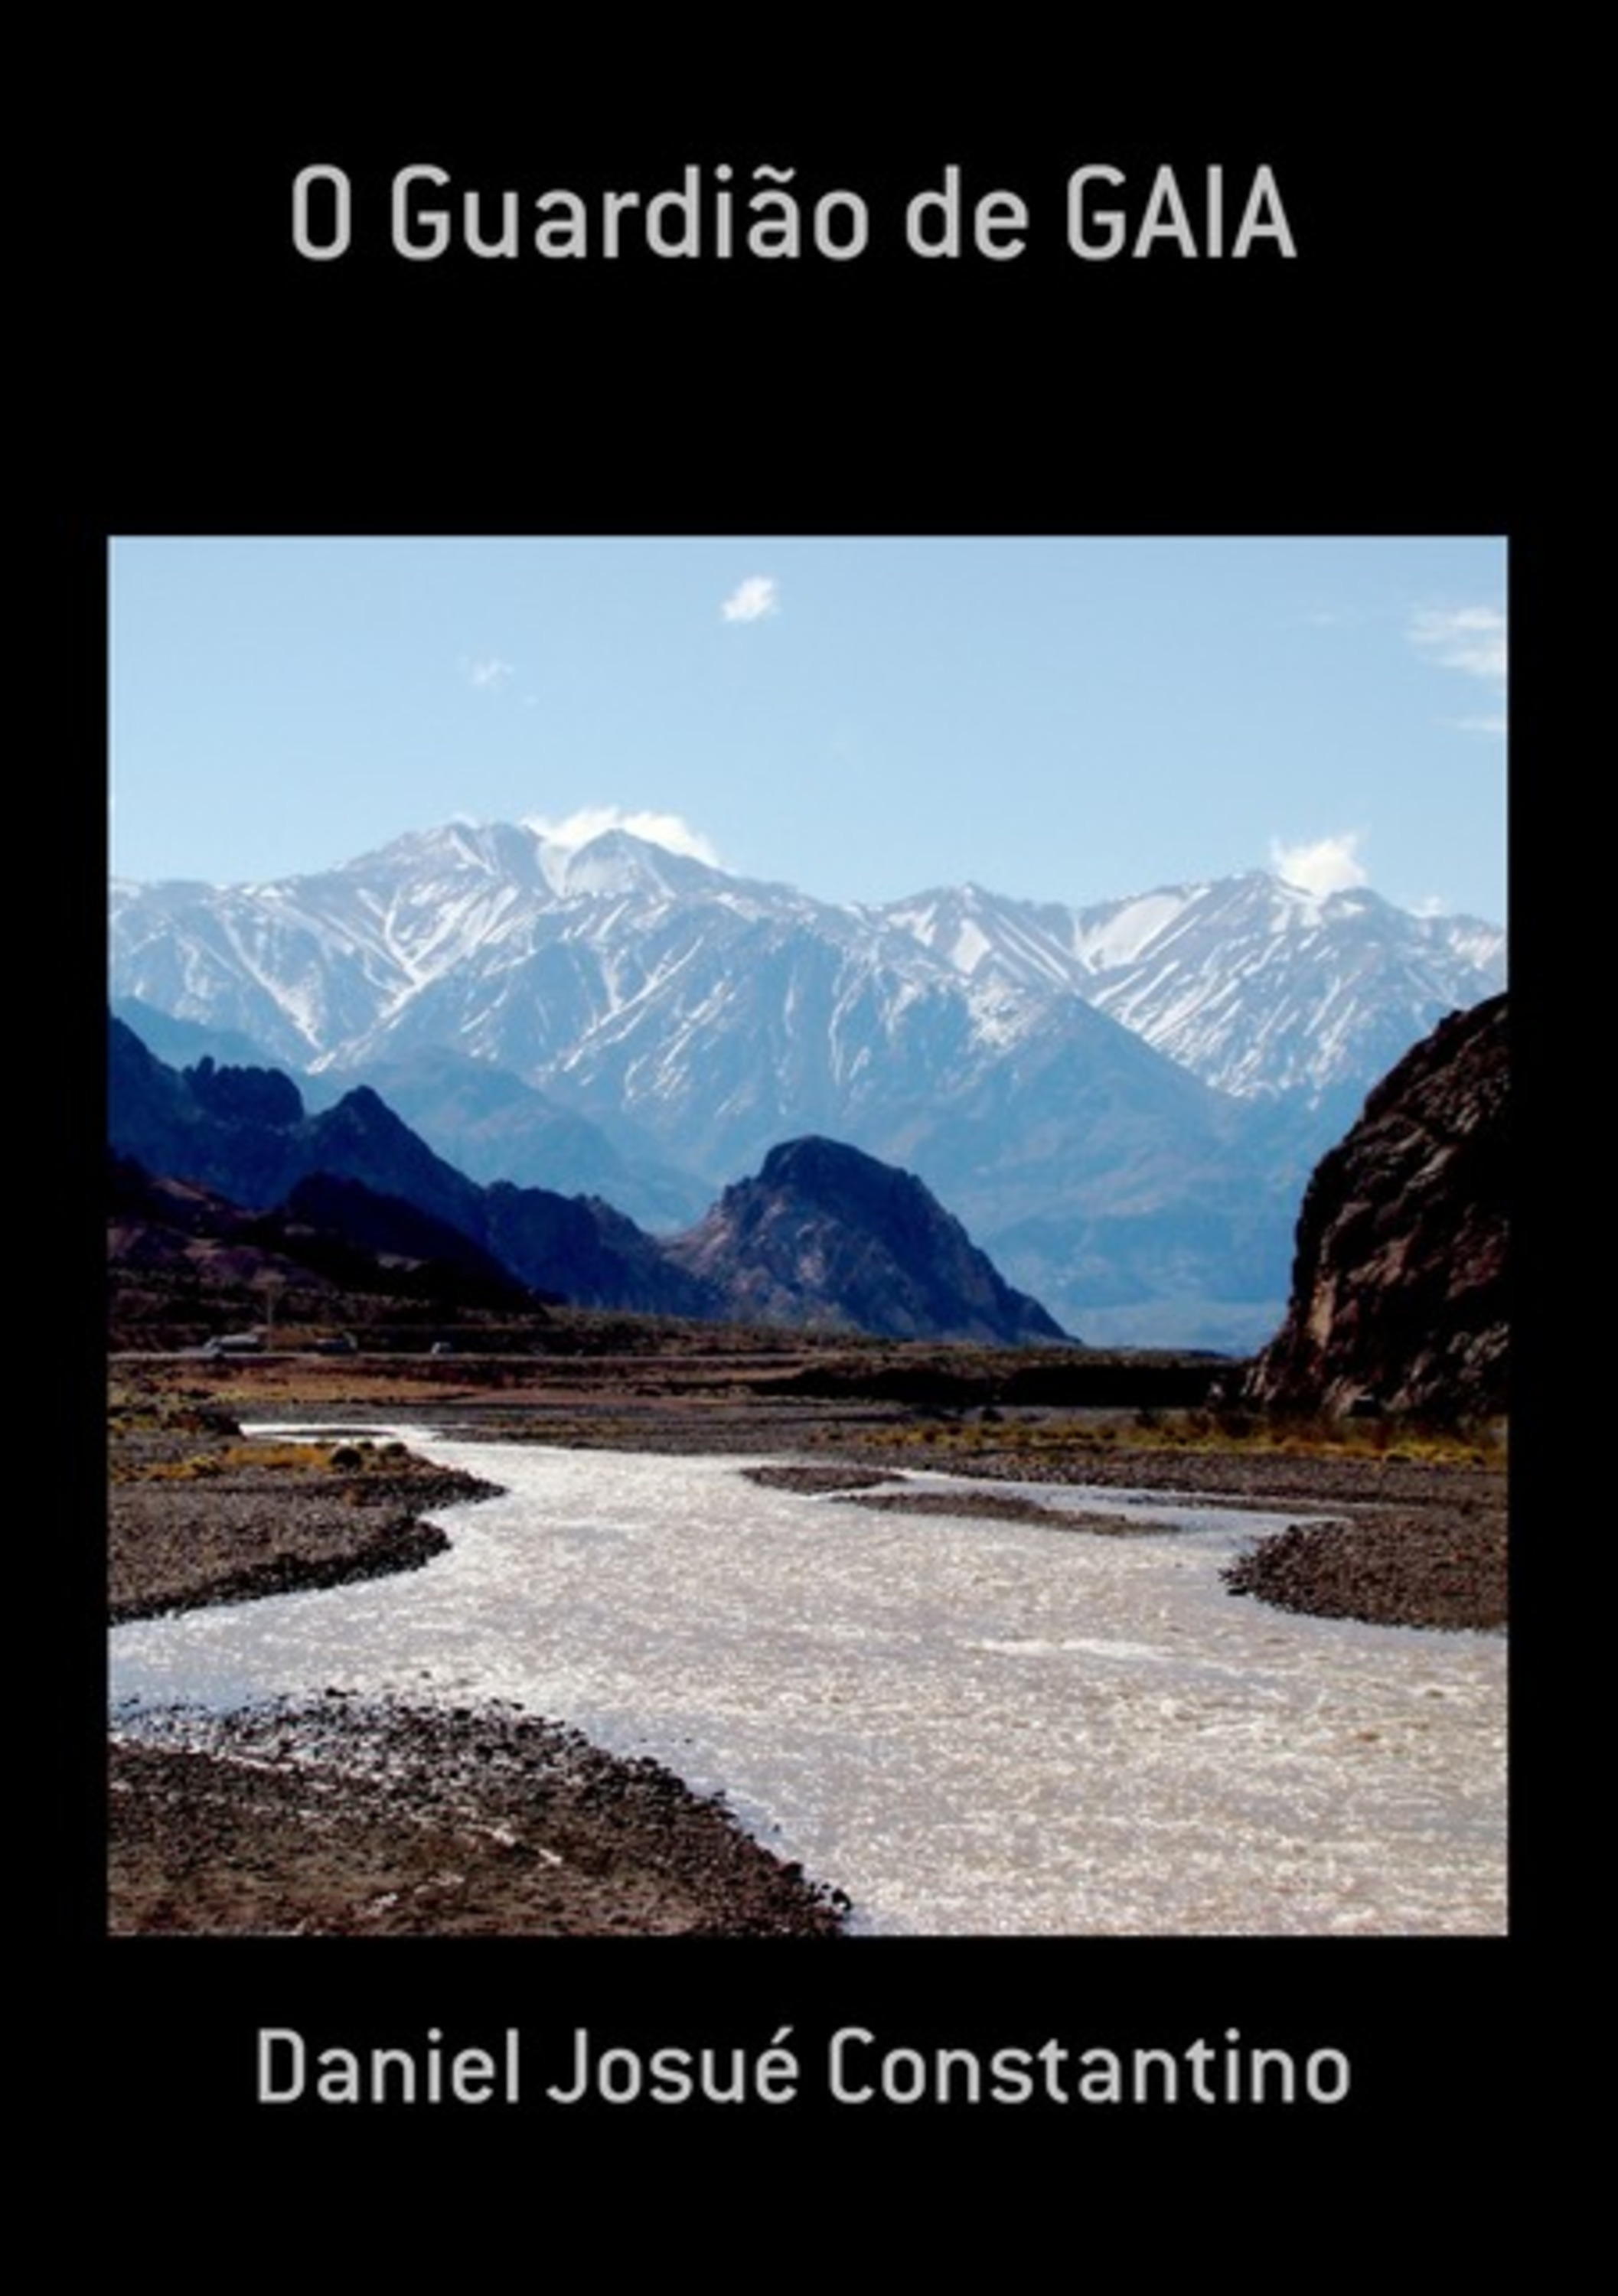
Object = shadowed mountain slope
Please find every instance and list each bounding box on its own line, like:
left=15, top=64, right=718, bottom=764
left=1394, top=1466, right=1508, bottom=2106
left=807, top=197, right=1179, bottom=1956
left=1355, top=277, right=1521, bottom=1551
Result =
left=667, top=1136, right=1069, bottom=1345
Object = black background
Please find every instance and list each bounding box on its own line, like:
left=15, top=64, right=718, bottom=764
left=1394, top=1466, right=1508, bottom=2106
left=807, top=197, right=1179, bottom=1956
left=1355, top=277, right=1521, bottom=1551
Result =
left=66, top=45, right=1540, bottom=2225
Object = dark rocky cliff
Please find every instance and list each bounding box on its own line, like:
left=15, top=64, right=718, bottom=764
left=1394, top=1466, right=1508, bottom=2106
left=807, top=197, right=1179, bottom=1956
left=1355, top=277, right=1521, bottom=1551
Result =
left=1243, top=996, right=1506, bottom=1418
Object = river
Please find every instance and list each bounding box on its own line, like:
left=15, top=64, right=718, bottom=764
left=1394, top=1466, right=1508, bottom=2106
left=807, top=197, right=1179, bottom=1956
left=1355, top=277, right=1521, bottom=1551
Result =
left=109, top=1427, right=1507, bottom=1936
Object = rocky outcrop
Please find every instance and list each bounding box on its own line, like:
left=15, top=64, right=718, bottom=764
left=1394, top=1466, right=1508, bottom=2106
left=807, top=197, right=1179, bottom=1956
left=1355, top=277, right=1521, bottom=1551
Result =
left=666, top=1136, right=1068, bottom=1345
left=1243, top=996, right=1506, bottom=1418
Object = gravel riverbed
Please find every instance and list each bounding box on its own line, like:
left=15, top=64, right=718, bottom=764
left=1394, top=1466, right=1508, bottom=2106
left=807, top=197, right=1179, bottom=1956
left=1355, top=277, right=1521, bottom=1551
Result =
left=107, top=1384, right=1504, bottom=1936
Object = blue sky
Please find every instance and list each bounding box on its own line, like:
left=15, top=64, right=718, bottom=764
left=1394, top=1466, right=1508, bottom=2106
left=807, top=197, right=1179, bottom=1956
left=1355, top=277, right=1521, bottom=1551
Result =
left=109, top=535, right=1507, bottom=922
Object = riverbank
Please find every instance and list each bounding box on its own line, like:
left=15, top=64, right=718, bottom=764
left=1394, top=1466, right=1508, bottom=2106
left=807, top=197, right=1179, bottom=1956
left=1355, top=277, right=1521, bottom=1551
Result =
left=110, top=1698, right=846, bottom=1936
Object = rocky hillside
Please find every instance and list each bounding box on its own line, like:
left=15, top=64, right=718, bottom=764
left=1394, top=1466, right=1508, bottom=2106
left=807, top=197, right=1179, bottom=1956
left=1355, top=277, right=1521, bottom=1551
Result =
left=1243, top=996, right=1507, bottom=1418
left=107, top=1152, right=538, bottom=1345
left=666, top=1136, right=1069, bottom=1345
left=108, top=1018, right=716, bottom=1318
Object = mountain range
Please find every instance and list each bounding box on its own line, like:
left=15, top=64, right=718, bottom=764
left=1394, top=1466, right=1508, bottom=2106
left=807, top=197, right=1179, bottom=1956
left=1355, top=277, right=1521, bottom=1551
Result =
left=108, top=1020, right=1063, bottom=1345
left=110, top=820, right=1505, bottom=1349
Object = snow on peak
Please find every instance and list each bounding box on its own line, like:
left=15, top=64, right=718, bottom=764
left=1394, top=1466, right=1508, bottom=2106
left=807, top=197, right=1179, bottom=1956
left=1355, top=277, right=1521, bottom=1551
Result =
left=522, top=806, right=722, bottom=869
left=545, top=827, right=724, bottom=902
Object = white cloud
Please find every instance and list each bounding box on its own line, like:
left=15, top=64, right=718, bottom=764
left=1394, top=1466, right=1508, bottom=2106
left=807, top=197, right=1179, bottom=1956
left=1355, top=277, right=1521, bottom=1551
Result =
left=1269, top=831, right=1369, bottom=898
left=522, top=805, right=722, bottom=866
left=1408, top=604, right=1507, bottom=690
left=465, top=654, right=515, bottom=689
left=721, top=574, right=780, bottom=624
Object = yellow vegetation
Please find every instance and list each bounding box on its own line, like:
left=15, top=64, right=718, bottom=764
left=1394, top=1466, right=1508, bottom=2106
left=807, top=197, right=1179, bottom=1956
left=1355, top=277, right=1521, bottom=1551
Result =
left=853, top=1409, right=1504, bottom=1472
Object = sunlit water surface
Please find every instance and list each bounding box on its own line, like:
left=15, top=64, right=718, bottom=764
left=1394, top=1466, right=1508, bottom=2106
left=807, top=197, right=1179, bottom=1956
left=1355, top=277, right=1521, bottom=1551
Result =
left=109, top=1428, right=1506, bottom=1936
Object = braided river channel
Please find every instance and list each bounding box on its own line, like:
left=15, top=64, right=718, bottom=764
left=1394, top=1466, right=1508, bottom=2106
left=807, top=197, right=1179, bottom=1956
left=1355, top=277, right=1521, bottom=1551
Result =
left=109, top=1428, right=1507, bottom=1936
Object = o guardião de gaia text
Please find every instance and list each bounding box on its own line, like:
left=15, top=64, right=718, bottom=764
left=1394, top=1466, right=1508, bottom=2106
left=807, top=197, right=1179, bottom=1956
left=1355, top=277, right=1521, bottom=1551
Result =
left=289, top=160, right=1298, bottom=266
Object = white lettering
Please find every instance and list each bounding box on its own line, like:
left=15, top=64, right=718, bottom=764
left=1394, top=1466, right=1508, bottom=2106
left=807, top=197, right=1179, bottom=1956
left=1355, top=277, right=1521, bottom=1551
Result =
left=1305, top=2047, right=1352, bottom=2103
left=533, top=190, right=588, bottom=259
left=463, top=190, right=519, bottom=261
left=1232, top=165, right=1298, bottom=258
left=1134, top=165, right=1199, bottom=258
left=257, top=2027, right=305, bottom=2103
left=393, top=164, right=452, bottom=260
left=812, top=191, right=869, bottom=261
left=1067, top=165, right=1127, bottom=259
left=291, top=165, right=351, bottom=262
left=644, top=166, right=702, bottom=258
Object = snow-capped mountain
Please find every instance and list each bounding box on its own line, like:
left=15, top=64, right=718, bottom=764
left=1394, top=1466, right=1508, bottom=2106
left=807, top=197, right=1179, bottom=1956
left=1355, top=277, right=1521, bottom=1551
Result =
left=875, top=872, right=1505, bottom=1106
left=1067, top=873, right=1505, bottom=1104
left=109, top=820, right=1505, bottom=1349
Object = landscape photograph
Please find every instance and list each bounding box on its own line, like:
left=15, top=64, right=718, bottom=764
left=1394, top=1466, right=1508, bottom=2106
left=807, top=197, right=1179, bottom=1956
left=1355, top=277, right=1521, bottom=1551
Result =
left=106, top=533, right=1508, bottom=1941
